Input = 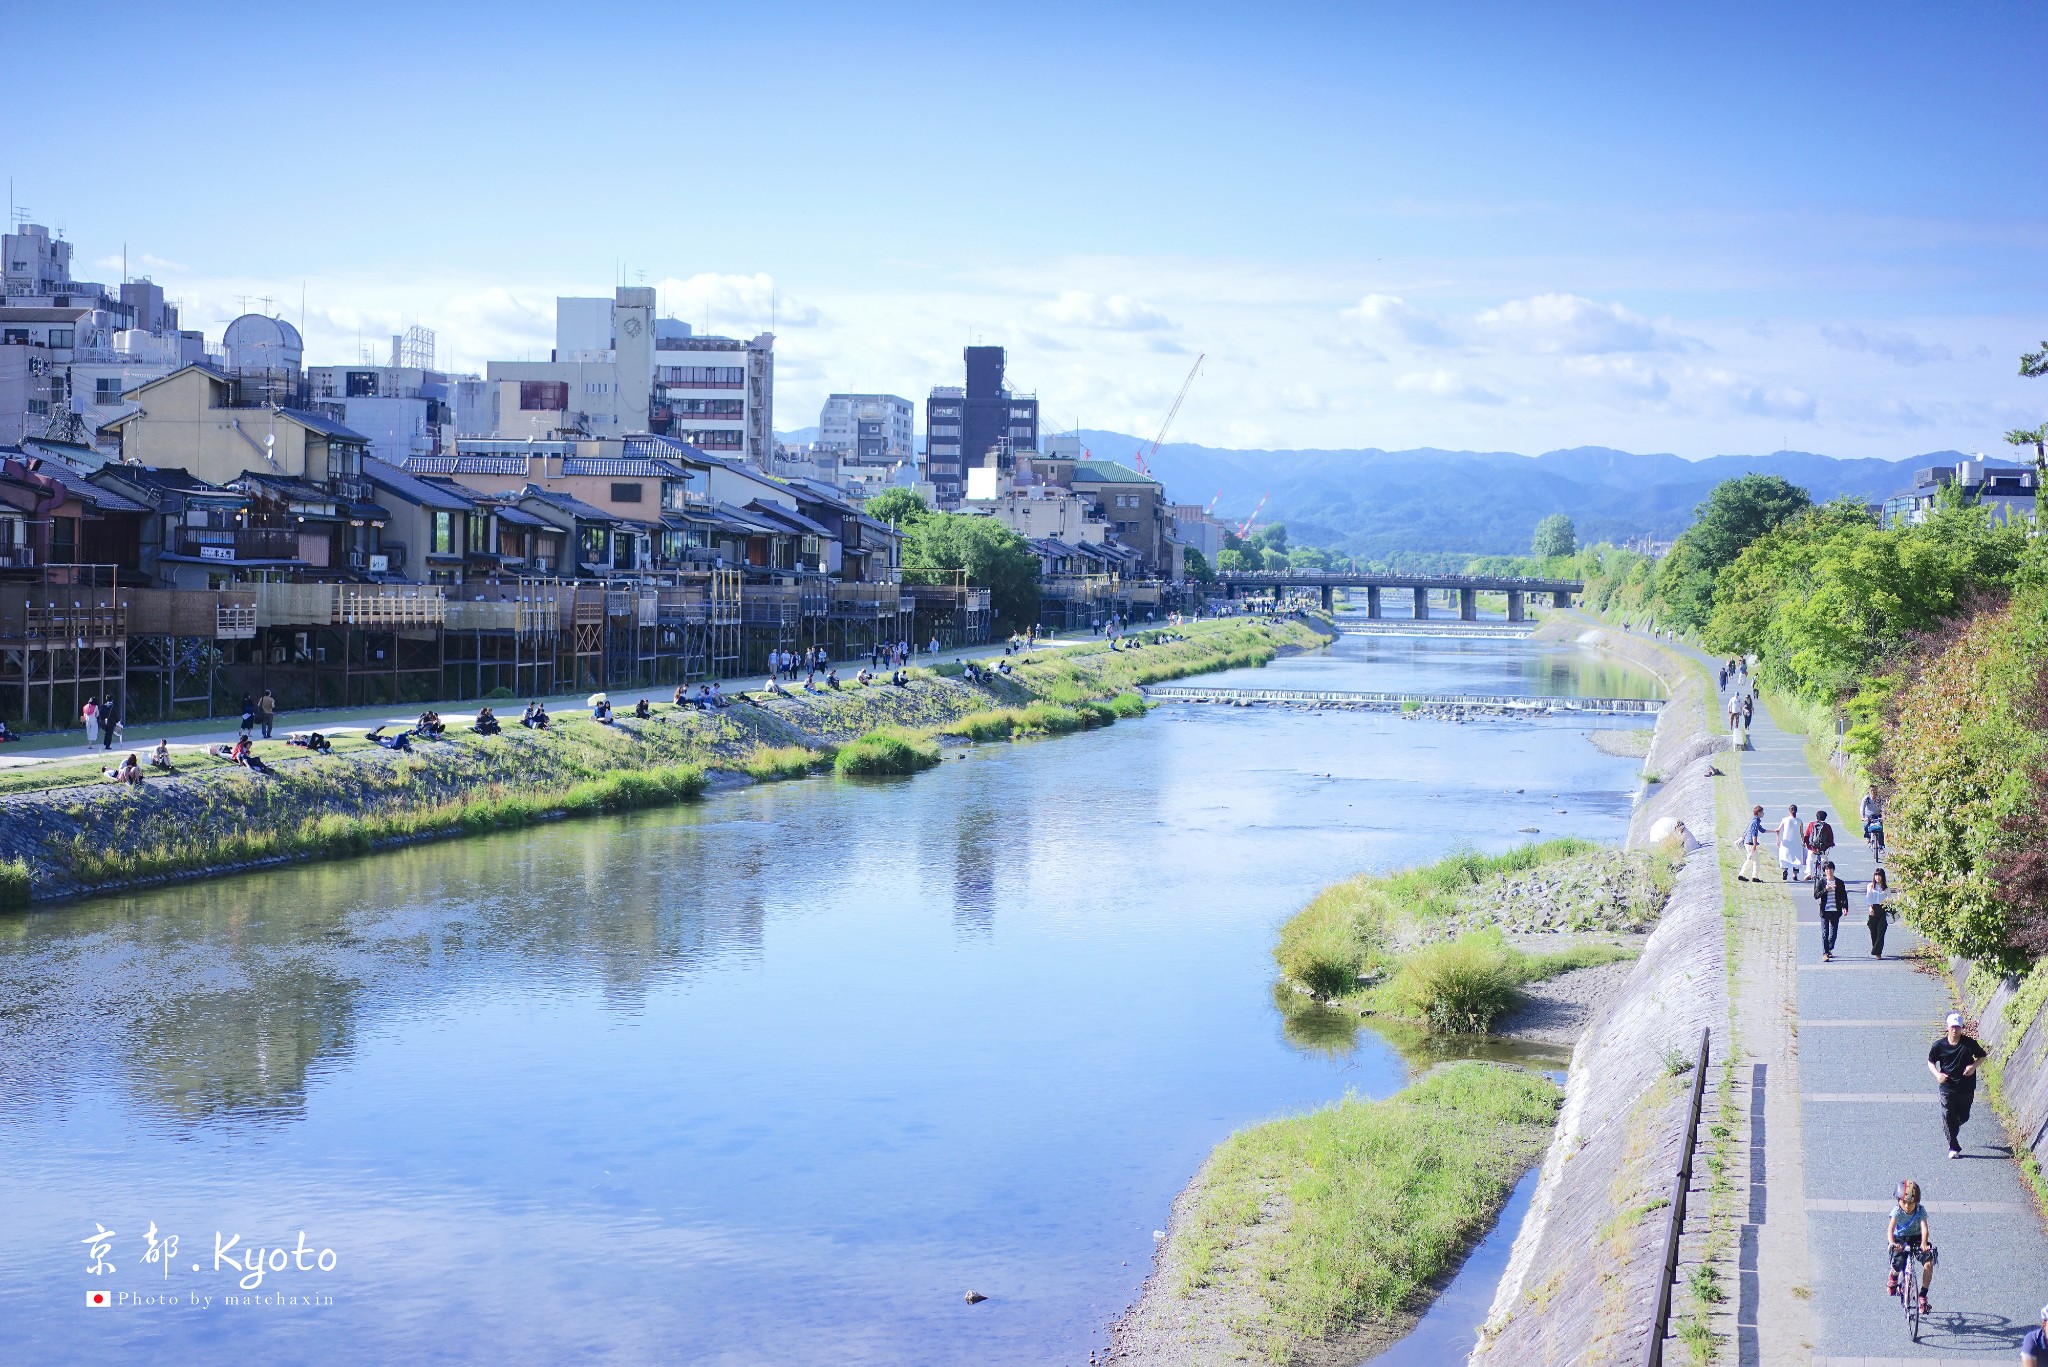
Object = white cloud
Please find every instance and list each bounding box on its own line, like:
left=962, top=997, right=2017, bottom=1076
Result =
left=1819, top=323, right=1953, bottom=367
left=1474, top=293, right=1698, bottom=355
left=1561, top=355, right=1671, bottom=401
left=92, top=251, right=190, bottom=275
left=1394, top=369, right=1505, bottom=405
left=1040, top=290, right=1175, bottom=332
left=1699, top=369, right=1817, bottom=421
left=653, top=273, right=820, bottom=332
left=1341, top=293, right=1460, bottom=348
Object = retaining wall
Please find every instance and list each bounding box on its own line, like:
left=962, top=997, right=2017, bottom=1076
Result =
left=1473, top=623, right=1730, bottom=1362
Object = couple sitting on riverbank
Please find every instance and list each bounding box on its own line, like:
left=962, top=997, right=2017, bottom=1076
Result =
left=212, top=734, right=276, bottom=774
left=672, top=684, right=731, bottom=710
left=520, top=702, right=551, bottom=730
left=102, top=752, right=145, bottom=785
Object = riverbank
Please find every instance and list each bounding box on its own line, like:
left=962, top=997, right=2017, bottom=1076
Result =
left=0, top=616, right=1331, bottom=908
left=1473, top=615, right=1730, bottom=1363
left=1107, top=1063, right=1561, bottom=1367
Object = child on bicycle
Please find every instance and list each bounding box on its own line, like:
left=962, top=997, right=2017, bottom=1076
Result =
left=1887, top=1179, right=1936, bottom=1315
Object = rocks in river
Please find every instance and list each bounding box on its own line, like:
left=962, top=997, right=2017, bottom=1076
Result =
left=963, top=1291, right=988, bottom=1304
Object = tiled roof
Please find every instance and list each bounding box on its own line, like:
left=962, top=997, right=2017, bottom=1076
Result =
left=26, top=463, right=151, bottom=513
left=519, top=487, right=619, bottom=523
left=363, top=457, right=474, bottom=511
left=1071, top=460, right=1156, bottom=485
left=276, top=407, right=370, bottom=442
left=745, top=500, right=835, bottom=540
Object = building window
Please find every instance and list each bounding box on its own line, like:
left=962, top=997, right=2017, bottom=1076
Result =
left=47, top=327, right=73, bottom=349
left=584, top=381, right=611, bottom=395
left=346, top=371, right=379, bottom=398
left=679, top=429, right=743, bottom=451
left=610, top=482, right=644, bottom=503
left=930, top=423, right=961, bottom=437
left=656, top=365, right=744, bottom=388
left=433, top=512, right=453, bottom=555
left=580, top=525, right=610, bottom=565
left=467, top=511, right=488, bottom=551
left=51, top=516, right=77, bottom=563
left=93, top=377, right=122, bottom=403
left=670, top=398, right=743, bottom=419
left=520, top=380, right=569, bottom=411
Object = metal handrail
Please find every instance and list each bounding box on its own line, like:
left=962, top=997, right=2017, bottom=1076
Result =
left=1645, top=1027, right=1712, bottom=1367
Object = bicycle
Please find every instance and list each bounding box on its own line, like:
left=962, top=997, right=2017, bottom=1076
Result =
left=1892, top=1243, right=1930, bottom=1342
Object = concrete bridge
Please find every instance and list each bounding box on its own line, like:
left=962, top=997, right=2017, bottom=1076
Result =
left=1213, top=571, right=1581, bottom=620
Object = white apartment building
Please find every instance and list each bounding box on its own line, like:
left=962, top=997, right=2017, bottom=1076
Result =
left=819, top=393, right=914, bottom=460
left=305, top=363, right=458, bottom=464
left=653, top=332, right=774, bottom=465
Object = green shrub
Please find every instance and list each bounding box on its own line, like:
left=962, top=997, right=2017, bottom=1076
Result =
left=1381, top=931, right=1523, bottom=1033
left=834, top=727, right=941, bottom=777
left=0, top=857, right=29, bottom=909
left=737, top=745, right=818, bottom=781
left=1107, top=691, right=1149, bottom=718
left=483, top=685, right=516, bottom=700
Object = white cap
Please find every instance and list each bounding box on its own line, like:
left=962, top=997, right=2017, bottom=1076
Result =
left=1946, top=1012, right=1964, bottom=1028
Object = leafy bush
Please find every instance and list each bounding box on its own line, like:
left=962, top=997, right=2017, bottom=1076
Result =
left=737, top=745, right=818, bottom=781
left=1380, top=932, right=1524, bottom=1034
left=1107, top=691, right=1149, bottom=718
left=483, top=686, right=516, bottom=700
left=834, top=727, right=941, bottom=777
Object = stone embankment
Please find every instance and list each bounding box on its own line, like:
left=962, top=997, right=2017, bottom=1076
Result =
left=1472, top=620, right=1729, bottom=1362
left=0, top=617, right=1332, bottom=908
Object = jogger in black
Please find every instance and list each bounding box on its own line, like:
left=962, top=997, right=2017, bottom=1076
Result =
left=1928, top=1013, right=1987, bottom=1158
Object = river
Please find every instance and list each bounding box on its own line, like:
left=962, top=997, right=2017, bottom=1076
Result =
left=0, top=629, right=1659, bottom=1365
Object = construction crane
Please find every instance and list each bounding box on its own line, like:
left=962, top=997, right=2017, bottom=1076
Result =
left=1203, top=489, right=1222, bottom=515
left=1234, top=492, right=1270, bottom=540
left=1133, top=353, right=1204, bottom=476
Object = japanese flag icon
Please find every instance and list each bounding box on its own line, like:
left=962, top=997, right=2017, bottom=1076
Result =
left=87, top=1290, right=109, bottom=1307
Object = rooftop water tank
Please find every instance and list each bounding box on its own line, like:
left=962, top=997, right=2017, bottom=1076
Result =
left=223, top=314, right=303, bottom=376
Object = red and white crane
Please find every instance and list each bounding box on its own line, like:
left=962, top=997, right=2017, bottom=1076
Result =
left=1133, top=353, right=1204, bottom=477
left=1234, top=492, right=1270, bottom=540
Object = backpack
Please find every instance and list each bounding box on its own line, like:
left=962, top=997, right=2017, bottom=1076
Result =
left=1813, top=820, right=1834, bottom=851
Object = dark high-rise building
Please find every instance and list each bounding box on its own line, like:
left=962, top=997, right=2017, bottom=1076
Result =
left=924, top=345, right=1037, bottom=506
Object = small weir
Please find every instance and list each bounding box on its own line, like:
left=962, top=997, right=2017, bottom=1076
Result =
left=1144, top=684, right=1665, bottom=714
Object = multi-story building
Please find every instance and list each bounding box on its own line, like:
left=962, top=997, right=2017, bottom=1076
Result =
left=484, top=287, right=657, bottom=440
left=651, top=331, right=775, bottom=465
left=1, top=222, right=207, bottom=448
left=923, top=346, right=1037, bottom=507
left=306, top=363, right=456, bottom=464
left=819, top=393, right=914, bottom=461
left=1880, top=459, right=2038, bottom=529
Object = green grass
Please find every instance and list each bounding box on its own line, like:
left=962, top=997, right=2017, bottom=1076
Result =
left=0, top=857, right=28, bottom=909
left=1368, top=931, right=1637, bottom=1034
left=735, top=744, right=821, bottom=781
left=1175, top=1062, right=1560, bottom=1356
left=833, top=727, right=941, bottom=777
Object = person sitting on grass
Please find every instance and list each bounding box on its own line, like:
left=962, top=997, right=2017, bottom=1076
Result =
left=856, top=667, right=873, bottom=686
left=765, top=676, right=789, bottom=697
left=634, top=697, right=652, bottom=720
left=0, top=717, right=19, bottom=742
left=472, top=707, right=501, bottom=736
left=825, top=668, right=841, bottom=690
left=150, top=738, right=173, bottom=771
left=890, top=669, right=908, bottom=687
left=365, top=725, right=413, bottom=753
left=286, top=731, right=333, bottom=753
left=674, top=683, right=688, bottom=708
left=997, top=659, right=1012, bottom=676
left=415, top=710, right=446, bottom=737
left=105, top=752, right=144, bottom=785
left=593, top=698, right=614, bottom=725
left=229, top=734, right=275, bottom=774
left=802, top=672, right=821, bottom=695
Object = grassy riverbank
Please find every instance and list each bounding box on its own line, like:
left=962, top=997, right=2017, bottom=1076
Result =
left=0, top=616, right=1327, bottom=905
left=1120, top=1062, right=1560, bottom=1364
left=1274, top=840, right=1669, bottom=1031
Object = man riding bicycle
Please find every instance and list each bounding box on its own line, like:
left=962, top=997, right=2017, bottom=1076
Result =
left=2023, top=1302, right=2048, bottom=1364
left=1887, top=1179, right=1937, bottom=1316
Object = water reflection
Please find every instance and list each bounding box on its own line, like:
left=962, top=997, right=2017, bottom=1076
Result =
left=0, top=633, right=1644, bottom=1365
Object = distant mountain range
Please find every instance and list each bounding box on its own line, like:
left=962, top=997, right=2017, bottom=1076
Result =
left=769, top=425, right=1969, bottom=558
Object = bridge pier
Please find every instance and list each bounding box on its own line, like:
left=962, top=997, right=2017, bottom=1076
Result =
left=1365, top=585, right=1381, bottom=618
left=1552, top=590, right=1570, bottom=608
left=1412, top=586, right=1429, bottom=620
left=1321, top=583, right=1334, bottom=612
left=1507, top=590, right=1525, bottom=623
left=1459, top=587, right=1477, bottom=621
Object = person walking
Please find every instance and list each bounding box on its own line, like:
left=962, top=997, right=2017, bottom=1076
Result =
left=256, top=688, right=277, bottom=740
left=1775, top=803, right=1802, bottom=881
left=1726, top=689, right=1742, bottom=733
left=1866, top=868, right=1894, bottom=958
left=82, top=696, right=100, bottom=749
left=1927, top=1012, right=1988, bottom=1159
left=99, top=697, right=118, bottom=752
left=1814, top=860, right=1850, bottom=961
left=1739, top=804, right=1765, bottom=881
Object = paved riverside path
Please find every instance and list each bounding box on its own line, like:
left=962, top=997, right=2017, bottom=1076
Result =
left=1672, top=636, right=2048, bottom=1364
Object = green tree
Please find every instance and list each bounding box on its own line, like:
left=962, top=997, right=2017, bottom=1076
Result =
left=901, top=512, right=1040, bottom=629
left=1531, top=513, right=1577, bottom=559
left=1659, top=474, right=1813, bottom=631
left=1217, top=547, right=1256, bottom=573
left=1183, top=547, right=1215, bottom=582
left=865, top=488, right=931, bottom=528
left=1289, top=545, right=1330, bottom=571
left=1255, top=523, right=1289, bottom=554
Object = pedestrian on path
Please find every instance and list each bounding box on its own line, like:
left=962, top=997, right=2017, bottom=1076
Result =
left=2020, top=1304, right=2048, bottom=1365
left=1775, top=803, right=1803, bottom=881
left=1927, top=1012, right=1988, bottom=1159
left=82, top=697, right=100, bottom=748
left=1814, top=860, right=1850, bottom=961
left=256, top=688, right=277, bottom=739
left=1739, top=804, right=1765, bottom=881
left=1866, top=867, right=1894, bottom=958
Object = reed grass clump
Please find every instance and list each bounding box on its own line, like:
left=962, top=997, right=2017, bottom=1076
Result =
left=1176, top=1062, right=1560, bottom=1352
left=0, top=857, right=29, bottom=910
left=834, top=727, right=941, bottom=777
left=1380, top=932, right=1523, bottom=1034
left=736, top=745, right=820, bottom=781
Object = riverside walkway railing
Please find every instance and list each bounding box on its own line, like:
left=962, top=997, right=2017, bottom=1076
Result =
left=1644, top=1027, right=1712, bottom=1367
left=1142, top=685, right=1665, bottom=714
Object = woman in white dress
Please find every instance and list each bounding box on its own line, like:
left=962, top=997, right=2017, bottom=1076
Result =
left=1774, top=803, right=1803, bottom=882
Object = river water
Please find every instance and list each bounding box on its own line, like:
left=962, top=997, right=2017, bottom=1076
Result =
left=0, top=630, right=1658, bottom=1365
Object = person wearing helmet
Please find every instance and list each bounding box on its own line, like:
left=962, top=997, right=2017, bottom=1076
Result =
left=1886, top=1179, right=1936, bottom=1316
left=2025, top=1303, right=2048, bottom=1365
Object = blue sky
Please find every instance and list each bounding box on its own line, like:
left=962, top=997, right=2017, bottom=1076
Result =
left=9, top=1, right=2045, bottom=457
